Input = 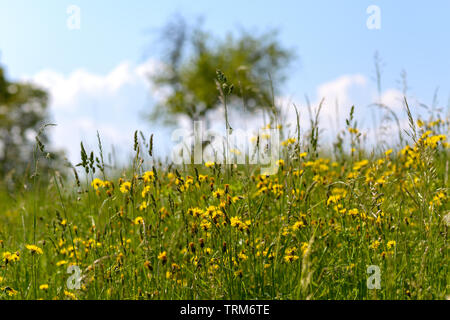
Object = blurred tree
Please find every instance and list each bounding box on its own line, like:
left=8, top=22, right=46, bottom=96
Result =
left=0, top=65, right=61, bottom=178
left=149, top=16, right=294, bottom=125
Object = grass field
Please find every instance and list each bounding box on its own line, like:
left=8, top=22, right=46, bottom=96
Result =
left=0, top=107, right=448, bottom=300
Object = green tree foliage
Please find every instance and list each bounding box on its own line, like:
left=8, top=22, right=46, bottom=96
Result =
left=149, top=17, right=294, bottom=124
left=0, top=65, right=60, bottom=179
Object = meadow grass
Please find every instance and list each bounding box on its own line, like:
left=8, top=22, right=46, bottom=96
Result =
left=0, top=106, right=448, bottom=300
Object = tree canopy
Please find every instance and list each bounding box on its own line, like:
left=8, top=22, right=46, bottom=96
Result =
left=149, top=17, right=294, bottom=125
left=0, top=65, right=57, bottom=178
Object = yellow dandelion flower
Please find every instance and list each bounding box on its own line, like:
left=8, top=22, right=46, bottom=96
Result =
left=91, top=178, right=104, bottom=190
left=26, top=244, right=43, bottom=255
left=143, top=171, right=155, bottom=183
left=134, top=216, right=144, bottom=225
left=39, top=284, right=49, bottom=291
left=119, top=181, right=132, bottom=194
left=56, top=260, right=68, bottom=267
left=64, top=290, right=77, bottom=300
left=387, top=240, right=396, bottom=249
left=158, top=251, right=167, bottom=263
left=205, top=161, right=215, bottom=168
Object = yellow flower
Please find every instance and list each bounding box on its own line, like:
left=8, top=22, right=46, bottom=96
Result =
left=205, top=161, right=215, bottom=168
left=277, top=159, right=285, bottom=167
left=134, top=216, right=144, bottom=225
left=283, top=254, right=299, bottom=263
left=64, top=290, right=77, bottom=300
left=300, top=242, right=309, bottom=256
left=6, top=287, right=18, bottom=296
left=39, top=284, right=49, bottom=291
left=139, top=201, right=148, bottom=211
left=26, top=244, right=43, bottom=255
left=238, top=252, right=248, bottom=261
left=56, top=260, right=68, bottom=267
left=200, top=219, right=211, bottom=231
left=213, top=189, right=224, bottom=199
left=387, top=240, right=396, bottom=249
left=119, top=181, right=132, bottom=194
left=281, top=137, right=296, bottom=146
left=234, top=269, right=243, bottom=277
left=2, top=251, right=20, bottom=263
left=91, top=178, right=104, bottom=190
left=370, top=240, right=381, bottom=249
left=143, top=171, right=155, bottom=183
left=353, top=159, right=369, bottom=171
left=292, top=221, right=305, bottom=231
left=141, top=185, right=151, bottom=198
left=158, top=251, right=167, bottom=263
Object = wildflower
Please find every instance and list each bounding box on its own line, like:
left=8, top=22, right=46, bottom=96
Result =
left=187, top=207, right=203, bottom=218
left=353, top=160, right=369, bottom=171
left=238, top=252, right=248, bottom=261
left=5, top=287, right=18, bottom=296
left=300, top=242, right=309, bottom=256
left=284, top=254, right=299, bottom=263
left=348, top=208, right=359, bottom=217
left=327, top=195, right=341, bottom=206
left=167, top=172, right=175, bottom=180
left=213, top=189, right=225, bottom=199
left=39, top=284, right=49, bottom=291
left=141, top=185, right=151, bottom=198
left=281, top=137, right=296, bottom=146
left=230, top=216, right=250, bottom=231
left=292, top=220, right=305, bottom=231
left=134, top=216, right=144, bottom=225
left=385, top=149, right=393, bottom=157
left=200, top=219, right=211, bottom=231
left=205, top=161, right=215, bottom=168
left=370, top=240, right=381, bottom=250
left=56, top=260, right=68, bottom=267
left=64, top=290, right=77, bottom=300
left=2, top=251, right=20, bottom=263
left=119, top=181, right=132, bottom=194
left=139, top=201, right=148, bottom=211
left=158, top=251, right=167, bottom=263
left=143, top=171, right=155, bottom=183
left=91, top=178, right=104, bottom=190
left=143, top=261, right=152, bottom=270
left=387, top=240, right=396, bottom=249
left=26, top=244, right=43, bottom=255
left=277, top=159, right=285, bottom=168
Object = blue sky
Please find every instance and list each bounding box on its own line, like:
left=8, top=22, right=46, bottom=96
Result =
left=0, top=0, right=449, bottom=162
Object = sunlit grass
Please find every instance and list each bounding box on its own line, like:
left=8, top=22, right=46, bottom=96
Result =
left=0, top=111, right=448, bottom=300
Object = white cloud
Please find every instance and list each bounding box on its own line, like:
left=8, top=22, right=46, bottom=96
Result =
left=23, top=62, right=422, bottom=167
left=24, top=59, right=172, bottom=165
